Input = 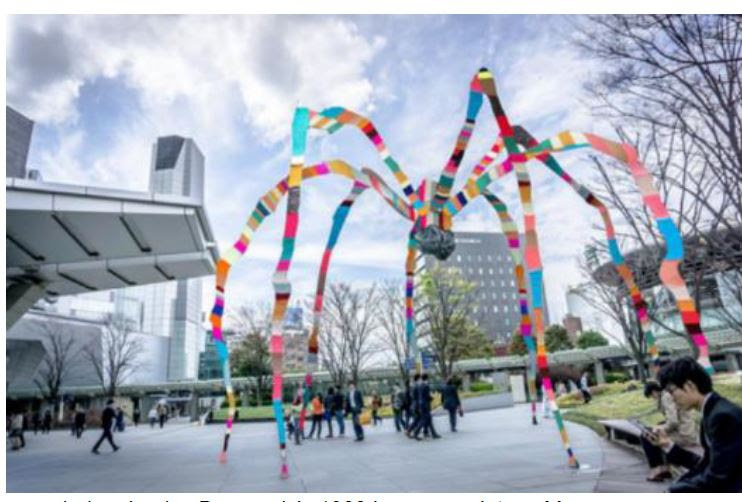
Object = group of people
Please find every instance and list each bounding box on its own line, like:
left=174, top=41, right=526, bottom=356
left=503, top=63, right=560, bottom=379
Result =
left=635, top=357, right=742, bottom=492
left=7, top=409, right=56, bottom=450
left=284, top=374, right=464, bottom=447
left=148, top=403, right=170, bottom=428
left=286, top=381, right=367, bottom=444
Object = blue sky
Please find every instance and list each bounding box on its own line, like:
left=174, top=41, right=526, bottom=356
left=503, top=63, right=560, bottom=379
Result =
left=8, top=15, right=625, bottom=330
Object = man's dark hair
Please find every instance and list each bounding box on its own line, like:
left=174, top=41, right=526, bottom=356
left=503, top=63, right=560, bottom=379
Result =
left=422, top=374, right=429, bottom=381
left=106, top=399, right=114, bottom=405
left=643, top=381, right=662, bottom=398
left=658, top=356, right=713, bottom=394
left=413, top=373, right=421, bottom=382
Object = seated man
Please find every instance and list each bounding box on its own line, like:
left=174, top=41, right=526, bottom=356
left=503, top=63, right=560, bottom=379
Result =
left=639, top=381, right=699, bottom=481
left=647, top=357, right=742, bottom=492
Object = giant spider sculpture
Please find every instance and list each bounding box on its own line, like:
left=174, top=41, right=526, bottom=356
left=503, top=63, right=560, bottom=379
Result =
left=209, top=68, right=713, bottom=478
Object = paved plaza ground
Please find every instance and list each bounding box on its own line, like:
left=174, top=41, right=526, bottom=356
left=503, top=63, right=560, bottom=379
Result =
left=6, top=404, right=665, bottom=493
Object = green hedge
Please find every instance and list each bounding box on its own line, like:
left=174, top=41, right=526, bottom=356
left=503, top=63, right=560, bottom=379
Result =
left=469, top=381, right=494, bottom=392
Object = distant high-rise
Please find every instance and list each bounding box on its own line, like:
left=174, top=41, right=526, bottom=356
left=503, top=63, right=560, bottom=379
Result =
left=116, top=135, right=207, bottom=380
left=423, top=231, right=550, bottom=347
left=149, top=135, right=205, bottom=201
left=6, top=106, right=34, bottom=179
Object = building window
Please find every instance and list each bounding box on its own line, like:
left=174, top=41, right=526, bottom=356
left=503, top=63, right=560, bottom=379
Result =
left=478, top=255, right=482, bottom=262
left=456, top=256, right=461, bottom=262
left=493, top=305, right=498, bottom=313
left=504, top=305, right=509, bottom=313
left=489, top=268, right=494, bottom=275
left=501, top=280, right=505, bottom=287
left=479, top=268, right=484, bottom=275
left=487, top=255, right=492, bottom=262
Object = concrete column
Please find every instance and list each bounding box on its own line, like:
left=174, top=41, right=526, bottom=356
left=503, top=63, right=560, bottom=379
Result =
left=6, top=282, right=46, bottom=329
left=725, top=353, right=740, bottom=373
left=594, top=360, right=606, bottom=385
left=462, top=373, right=472, bottom=392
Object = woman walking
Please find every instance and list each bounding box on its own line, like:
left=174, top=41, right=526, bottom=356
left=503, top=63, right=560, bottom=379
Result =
left=308, top=392, right=324, bottom=439
left=371, top=391, right=383, bottom=426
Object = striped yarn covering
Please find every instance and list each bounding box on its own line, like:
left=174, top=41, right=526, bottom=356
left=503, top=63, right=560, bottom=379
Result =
left=209, top=66, right=710, bottom=476
left=511, top=126, right=658, bottom=367
left=482, top=189, right=539, bottom=425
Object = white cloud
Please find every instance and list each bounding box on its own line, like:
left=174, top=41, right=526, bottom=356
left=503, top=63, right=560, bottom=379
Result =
left=8, top=16, right=385, bottom=147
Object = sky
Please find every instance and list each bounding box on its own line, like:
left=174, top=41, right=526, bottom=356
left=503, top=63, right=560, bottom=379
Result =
left=7, top=14, right=628, bottom=333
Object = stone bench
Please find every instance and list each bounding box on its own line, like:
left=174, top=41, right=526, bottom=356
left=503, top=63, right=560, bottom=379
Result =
left=599, top=419, right=643, bottom=452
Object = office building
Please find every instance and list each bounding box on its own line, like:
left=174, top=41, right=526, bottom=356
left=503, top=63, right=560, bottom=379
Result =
left=423, top=231, right=550, bottom=348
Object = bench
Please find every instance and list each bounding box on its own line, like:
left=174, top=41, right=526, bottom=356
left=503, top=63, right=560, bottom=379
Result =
left=599, top=419, right=643, bottom=452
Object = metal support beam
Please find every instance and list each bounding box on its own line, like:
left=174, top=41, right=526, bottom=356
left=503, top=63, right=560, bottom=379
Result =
left=6, top=281, right=47, bottom=329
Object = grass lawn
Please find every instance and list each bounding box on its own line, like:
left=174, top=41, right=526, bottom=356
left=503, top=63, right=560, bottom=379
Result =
left=559, top=374, right=742, bottom=437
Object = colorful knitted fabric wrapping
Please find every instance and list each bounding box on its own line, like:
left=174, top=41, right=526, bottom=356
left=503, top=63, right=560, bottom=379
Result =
left=209, top=66, right=710, bottom=476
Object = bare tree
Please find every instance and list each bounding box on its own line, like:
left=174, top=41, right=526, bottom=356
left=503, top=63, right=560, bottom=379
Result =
left=576, top=15, right=742, bottom=351
left=33, top=321, right=81, bottom=411
left=229, top=302, right=272, bottom=405
left=417, top=265, right=492, bottom=381
left=377, top=279, right=410, bottom=387
left=576, top=256, right=650, bottom=382
left=83, top=314, right=143, bottom=397
left=320, top=282, right=381, bottom=387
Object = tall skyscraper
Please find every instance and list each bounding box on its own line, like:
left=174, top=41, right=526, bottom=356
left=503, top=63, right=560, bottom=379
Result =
left=116, top=135, right=207, bottom=380
left=423, top=231, right=550, bottom=347
left=6, top=106, right=34, bottom=179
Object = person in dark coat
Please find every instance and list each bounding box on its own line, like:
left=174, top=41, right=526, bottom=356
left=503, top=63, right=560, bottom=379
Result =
left=442, top=377, right=462, bottom=432
left=31, top=411, right=41, bottom=435
left=406, top=374, right=421, bottom=436
left=412, top=374, right=441, bottom=440
left=345, top=382, right=364, bottom=441
left=92, top=399, right=120, bottom=454
left=324, top=387, right=335, bottom=438
left=74, top=408, right=87, bottom=438
left=42, top=409, right=53, bottom=434
left=115, top=407, right=125, bottom=432
left=132, top=407, right=141, bottom=427
left=648, top=357, right=742, bottom=492
left=333, top=385, right=345, bottom=436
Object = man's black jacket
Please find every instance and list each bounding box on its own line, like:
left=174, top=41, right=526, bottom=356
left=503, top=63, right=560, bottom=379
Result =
left=667, top=392, right=742, bottom=492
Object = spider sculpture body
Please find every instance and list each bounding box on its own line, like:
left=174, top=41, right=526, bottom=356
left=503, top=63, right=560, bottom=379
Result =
left=209, top=68, right=712, bottom=477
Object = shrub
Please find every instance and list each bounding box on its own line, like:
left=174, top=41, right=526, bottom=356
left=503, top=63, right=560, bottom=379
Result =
left=220, top=398, right=242, bottom=408
left=604, top=371, right=629, bottom=384
left=469, top=381, right=494, bottom=392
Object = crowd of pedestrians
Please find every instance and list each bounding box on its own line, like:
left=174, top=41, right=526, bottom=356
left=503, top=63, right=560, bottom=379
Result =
left=284, top=373, right=464, bottom=449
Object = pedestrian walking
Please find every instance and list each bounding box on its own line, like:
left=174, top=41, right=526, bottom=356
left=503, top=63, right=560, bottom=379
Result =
left=412, top=374, right=441, bottom=440
left=371, top=391, right=383, bottom=426
left=158, top=403, right=167, bottom=429
left=307, top=392, right=324, bottom=439
left=392, top=385, right=405, bottom=432
left=345, top=382, right=365, bottom=441
left=132, top=407, right=141, bottom=427
left=579, top=372, right=592, bottom=404
left=115, top=407, right=125, bottom=432
left=8, top=413, right=25, bottom=450
left=333, top=385, right=345, bottom=436
left=31, top=410, right=41, bottom=435
left=91, top=399, right=120, bottom=454
left=148, top=407, right=157, bottom=428
left=324, top=387, right=335, bottom=438
left=74, top=408, right=87, bottom=438
left=442, top=377, right=462, bottom=432
left=291, top=389, right=303, bottom=445
left=406, top=374, right=421, bottom=436
left=42, top=409, right=52, bottom=434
